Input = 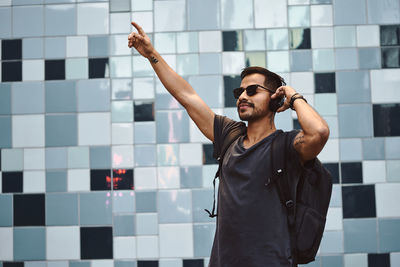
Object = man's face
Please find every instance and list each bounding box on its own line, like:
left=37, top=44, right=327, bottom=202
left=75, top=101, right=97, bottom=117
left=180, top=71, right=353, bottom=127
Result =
left=236, top=73, right=272, bottom=122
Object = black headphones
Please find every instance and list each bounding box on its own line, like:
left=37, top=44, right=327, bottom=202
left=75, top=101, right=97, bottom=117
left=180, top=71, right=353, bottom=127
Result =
left=268, top=79, right=286, bottom=112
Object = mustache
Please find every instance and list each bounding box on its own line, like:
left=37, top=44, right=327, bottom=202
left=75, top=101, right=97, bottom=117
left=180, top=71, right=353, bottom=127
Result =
left=238, top=100, right=255, bottom=108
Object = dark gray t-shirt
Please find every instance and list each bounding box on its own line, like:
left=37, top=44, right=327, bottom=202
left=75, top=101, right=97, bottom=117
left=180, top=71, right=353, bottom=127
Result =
left=209, top=115, right=302, bottom=267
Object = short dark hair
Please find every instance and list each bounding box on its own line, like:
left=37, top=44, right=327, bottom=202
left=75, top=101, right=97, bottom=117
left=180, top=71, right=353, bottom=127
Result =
left=240, top=66, right=286, bottom=92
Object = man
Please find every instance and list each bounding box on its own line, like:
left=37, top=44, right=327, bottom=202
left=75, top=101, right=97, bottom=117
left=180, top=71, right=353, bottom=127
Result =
left=128, top=22, right=329, bottom=267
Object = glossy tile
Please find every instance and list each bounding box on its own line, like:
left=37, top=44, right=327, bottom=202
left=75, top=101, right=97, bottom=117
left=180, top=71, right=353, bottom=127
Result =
left=187, top=0, right=219, bottom=30
left=135, top=191, right=156, bottom=213
left=45, top=81, right=76, bottom=113
left=45, top=114, right=77, bottom=147
left=45, top=147, right=68, bottom=169
left=199, top=31, right=222, bottom=53
left=22, top=59, right=44, bottom=81
left=2, top=61, right=22, bottom=82
left=338, top=104, right=373, bottom=138
left=373, top=104, right=400, bottom=137
left=12, top=82, right=44, bottom=114
left=90, top=169, right=111, bottom=191
left=375, top=183, right=400, bottom=217
left=114, top=236, right=136, bottom=259
left=78, top=113, right=111, bottom=146
left=14, top=227, right=46, bottom=260
left=114, top=214, right=135, bottom=236
left=177, top=54, right=199, bottom=76
left=334, top=26, right=356, bottom=47
left=132, top=0, right=152, bottom=11
left=221, top=0, right=253, bottom=29
left=362, top=161, right=386, bottom=184
left=46, top=193, right=78, bottom=226
left=288, top=6, right=310, bottom=27
left=154, top=1, right=185, bottom=32
left=179, top=143, right=202, bottom=166
left=113, top=169, right=134, bottom=190
left=314, top=93, right=337, bottom=116
left=359, top=48, right=381, bottom=70
left=112, top=191, right=135, bottom=213
left=370, top=69, right=400, bottom=104
left=2, top=172, right=23, bottom=193
left=335, top=48, right=358, bottom=70
left=245, top=52, right=266, bottom=68
left=13, top=115, right=45, bottom=148
left=387, top=160, right=400, bottom=182
left=192, top=189, right=214, bottom=223
left=2, top=39, right=22, bottom=60
left=158, top=167, right=180, bottom=189
left=23, top=170, right=45, bottom=193
left=311, top=27, right=333, bottom=48
left=45, top=4, right=76, bottom=36
left=158, top=190, right=192, bottom=223
left=177, top=32, right=199, bottom=53
left=156, top=111, right=189, bottom=143
left=378, top=218, right=400, bottom=252
left=136, top=213, right=158, bottom=235
left=132, top=11, right=153, bottom=33
left=77, top=3, right=109, bottom=35
left=134, top=101, right=154, bottom=121
left=80, top=227, right=113, bottom=259
left=341, top=162, right=362, bottom=183
left=14, top=194, right=45, bottom=226
left=77, top=79, right=110, bottom=112
left=13, top=5, right=44, bottom=37
left=132, top=55, right=153, bottom=77
left=336, top=71, right=370, bottom=104
left=381, top=47, right=400, bottom=68
left=46, top=227, right=80, bottom=260
left=312, top=49, right=334, bottom=71
left=45, top=37, right=66, bottom=59
left=110, top=56, right=132, bottom=78
left=0, top=7, right=11, bottom=38
left=314, top=72, right=335, bottom=93
left=132, top=77, right=154, bottom=100
left=112, top=79, right=132, bottom=100
left=112, top=146, right=134, bottom=169
left=66, top=36, right=87, bottom=58
left=366, top=0, right=400, bottom=24
left=0, top=116, right=11, bottom=148
left=333, top=0, right=366, bottom=25
left=159, top=224, right=194, bottom=257
left=267, top=51, right=289, bottom=72
left=319, top=230, right=344, bottom=253
left=290, top=50, right=312, bottom=72
left=46, top=170, right=67, bottom=192
left=90, top=146, right=111, bottom=169
left=134, top=167, right=157, bottom=190
left=110, top=0, right=130, bottom=12
left=342, top=185, right=376, bottom=218
left=188, top=76, right=223, bottom=108
left=290, top=28, right=311, bottom=49
left=2, top=149, right=23, bottom=171
left=134, top=122, right=156, bottom=144
left=223, top=31, right=243, bottom=51
left=362, top=138, right=384, bottom=160
left=80, top=192, right=112, bottom=225
left=157, top=144, right=179, bottom=166
left=110, top=34, right=131, bottom=55
left=180, top=166, right=203, bottom=189
left=45, top=60, right=65, bottom=80
left=310, top=5, right=332, bottom=26
left=89, top=58, right=109, bottom=78
left=243, top=30, right=265, bottom=51
left=254, top=0, right=287, bottom=28
left=88, top=36, right=109, bottom=57
left=66, top=58, right=88, bottom=80
left=112, top=101, right=133, bottom=122
left=112, top=123, right=133, bottom=145
left=135, top=145, right=156, bottom=167
left=67, top=169, right=90, bottom=192
left=368, top=254, right=390, bottom=267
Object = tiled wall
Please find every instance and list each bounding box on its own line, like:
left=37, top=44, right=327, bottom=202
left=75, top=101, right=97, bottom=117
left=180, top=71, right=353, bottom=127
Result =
left=0, top=0, right=400, bottom=267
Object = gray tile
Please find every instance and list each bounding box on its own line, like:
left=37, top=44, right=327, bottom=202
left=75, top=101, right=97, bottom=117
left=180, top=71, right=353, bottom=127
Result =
left=46, top=170, right=67, bottom=192
left=336, top=71, right=370, bottom=104
left=45, top=81, right=76, bottom=113
left=13, top=5, right=44, bottom=37
left=80, top=191, right=112, bottom=225
left=136, top=213, right=158, bottom=235
left=338, top=104, right=373, bottom=138
left=134, top=145, right=156, bottom=167
left=45, top=4, right=76, bottom=36
left=221, top=0, right=253, bottom=29
left=0, top=7, right=11, bottom=38
left=359, top=48, right=381, bottom=70
left=0, top=195, right=12, bottom=226
left=1, top=149, right=23, bottom=171
left=46, top=193, right=78, bottom=225
left=14, top=227, right=46, bottom=260
left=114, top=262, right=136, bottom=267
left=136, top=191, right=157, bottom=213
left=334, top=26, right=356, bottom=48
left=385, top=137, right=400, bottom=160
left=330, top=185, right=342, bottom=207
left=25, top=262, right=46, bottom=267
left=319, top=230, right=344, bottom=253
left=188, top=75, right=223, bottom=108
left=187, top=0, right=220, bottom=30
left=155, top=93, right=181, bottom=110
left=335, top=48, right=358, bottom=70
left=193, top=223, right=216, bottom=257
left=90, top=146, right=111, bottom=169
left=199, top=53, right=221, bottom=75
left=13, top=0, right=44, bottom=4
left=180, top=166, right=203, bottom=189
left=156, top=110, right=190, bottom=143
left=134, top=122, right=156, bottom=144
left=113, top=214, right=135, bottom=236
left=69, top=262, right=90, bottom=267
left=110, top=0, right=130, bottom=12
left=192, top=189, right=214, bottom=223
left=321, top=256, right=344, bottom=267
left=45, top=147, right=68, bottom=169
left=344, top=219, right=377, bottom=253
left=362, top=138, right=385, bottom=160
left=45, top=114, right=77, bottom=147
left=387, top=160, right=400, bottom=182
left=290, top=50, right=312, bottom=72
left=379, top=218, right=400, bottom=252
left=113, top=191, right=135, bottom=213
left=77, top=79, right=110, bottom=112
left=340, top=139, right=362, bottom=162
left=0, top=116, right=11, bottom=148
left=88, top=35, right=109, bottom=57
left=333, top=0, right=366, bottom=25
left=158, top=190, right=192, bottom=223
left=45, top=37, right=66, bottom=59
left=366, top=0, right=400, bottom=24
left=0, top=84, right=11, bottom=115
left=23, top=38, right=44, bottom=59
left=12, top=82, right=44, bottom=114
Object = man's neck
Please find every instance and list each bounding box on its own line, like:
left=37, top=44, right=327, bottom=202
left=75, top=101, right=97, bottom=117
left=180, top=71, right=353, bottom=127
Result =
left=244, top=114, right=276, bottom=148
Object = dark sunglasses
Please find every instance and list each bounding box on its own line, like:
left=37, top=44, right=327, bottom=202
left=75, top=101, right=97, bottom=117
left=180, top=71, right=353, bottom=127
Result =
left=233, top=84, right=275, bottom=99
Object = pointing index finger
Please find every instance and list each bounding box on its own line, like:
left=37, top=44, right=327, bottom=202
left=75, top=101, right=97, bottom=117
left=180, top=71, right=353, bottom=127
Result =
left=131, top=21, right=145, bottom=35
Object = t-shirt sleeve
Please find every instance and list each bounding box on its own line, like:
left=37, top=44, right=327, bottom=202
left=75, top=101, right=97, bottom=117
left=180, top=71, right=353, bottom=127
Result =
left=213, top=115, right=246, bottom=159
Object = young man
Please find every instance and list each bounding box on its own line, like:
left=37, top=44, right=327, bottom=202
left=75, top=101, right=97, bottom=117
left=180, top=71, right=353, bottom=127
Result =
left=128, top=22, right=329, bottom=267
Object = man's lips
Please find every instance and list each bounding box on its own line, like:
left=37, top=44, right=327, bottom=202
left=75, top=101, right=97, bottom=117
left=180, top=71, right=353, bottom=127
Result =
left=238, top=101, right=254, bottom=111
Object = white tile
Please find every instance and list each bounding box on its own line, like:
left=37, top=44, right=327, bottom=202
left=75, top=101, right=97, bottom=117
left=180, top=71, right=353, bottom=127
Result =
left=22, top=60, right=44, bottom=81
left=1, top=149, right=24, bottom=171
left=112, top=145, right=134, bottom=168
left=24, top=148, right=45, bottom=170
left=179, top=143, right=202, bottom=166
left=312, top=49, right=335, bottom=71
left=68, top=147, right=90, bottom=169
left=267, top=51, right=289, bottom=72
left=391, top=253, right=400, bottom=267
left=66, top=36, right=88, bottom=58
left=114, top=236, right=136, bottom=259
left=110, top=56, right=132, bottom=78
left=221, top=0, right=253, bottom=29
left=222, top=52, right=245, bottom=75
left=23, top=171, right=45, bottom=193
left=137, top=236, right=159, bottom=258
left=190, top=119, right=210, bottom=143
left=288, top=5, right=310, bottom=27
left=134, top=167, right=157, bottom=190
left=77, top=3, right=109, bottom=35
left=131, top=11, right=153, bottom=33
left=131, top=0, right=152, bottom=11
left=154, top=1, right=185, bottom=32
left=357, top=25, right=379, bottom=47
left=362, top=160, right=386, bottom=184
left=159, top=259, right=183, bottom=267
left=202, top=165, right=218, bottom=188
left=159, top=224, right=193, bottom=258
left=0, top=227, right=13, bottom=260
left=157, top=167, right=180, bottom=189
left=132, top=55, right=154, bottom=77
left=133, top=77, right=154, bottom=100
left=0, top=0, right=11, bottom=6
left=78, top=113, right=111, bottom=146
left=112, top=123, right=134, bottom=145
left=318, top=138, right=339, bottom=162
left=199, top=31, right=222, bottom=53
left=289, top=72, right=314, bottom=94
left=254, top=0, right=287, bottom=28
left=311, top=5, right=333, bottom=26
left=344, top=253, right=368, bottom=267
left=325, top=207, right=343, bottom=230
left=376, top=183, right=400, bottom=217
left=371, top=69, right=400, bottom=104
left=46, top=226, right=80, bottom=260
left=110, top=35, right=132, bottom=56
left=157, top=144, right=179, bottom=166
left=311, top=27, right=334, bottom=48
left=92, top=260, right=113, bottom=267
left=66, top=58, right=88, bottom=80
left=136, top=213, right=158, bottom=235
left=67, top=169, right=90, bottom=192
left=110, top=12, right=131, bottom=34
left=155, top=32, right=176, bottom=54
left=12, top=115, right=45, bottom=148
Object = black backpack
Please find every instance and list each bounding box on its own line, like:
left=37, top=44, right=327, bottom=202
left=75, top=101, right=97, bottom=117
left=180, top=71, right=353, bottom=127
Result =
left=205, top=129, right=332, bottom=266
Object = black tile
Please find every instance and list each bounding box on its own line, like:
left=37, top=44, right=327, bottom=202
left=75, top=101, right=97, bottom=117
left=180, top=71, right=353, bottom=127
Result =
left=290, top=28, right=311, bottom=49
left=373, top=103, right=400, bottom=137
left=342, top=185, right=376, bottom=219
left=314, top=72, right=336, bottom=93
left=2, top=61, right=22, bottom=82
left=341, top=162, right=362, bottom=184
left=89, top=58, right=109, bottom=79
left=323, top=163, right=339, bottom=184
left=80, top=227, right=113, bottom=259
left=368, top=253, right=390, bottom=267
left=293, top=119, right=301, bottom=130
left=45, top=60, right=65, bottom=80
left=3, top=262, right=24, bottom=267
left=137, top=261, right=158, bottom=267
left=90, top=169, right=111, bottom=191
left=203, top=144, right=218, bottom=165
left=14, top=194, right=45, bottom=226
left=183, top=259, right=204, bottom=267
left=2, top=39, right=22, bottom=60
left=224, top=75, right=241, bottom=107
left=113, top=169, right=134, bottom=190
left=2, top=171, right=23, bottom=193
left=380, top=25, right=400, bottom=46
left=134, top=102, right=154, bottom=121
left=223, top=31, right=242, bottom=51
left=381, top=47, right=400, bottom=68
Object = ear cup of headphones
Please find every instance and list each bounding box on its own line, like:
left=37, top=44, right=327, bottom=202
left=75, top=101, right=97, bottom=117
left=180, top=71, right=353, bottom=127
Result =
left=269, top=96, right=284, bottom=112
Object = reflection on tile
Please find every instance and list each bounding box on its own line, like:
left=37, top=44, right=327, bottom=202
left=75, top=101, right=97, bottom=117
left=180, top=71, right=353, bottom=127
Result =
left=112, top=191, right=135, bottom=213
left=133, top=77, right=154, bottom=100
left=177, top=54, right=199, bottom=76
left=180, top=167, right=203, bottom=189
left=157, top=166, right=180, bottom=189
left=177, top=32, right=199, bottom=53
left=245, top=52, right=266, bottom=68
left=342, top=185, right=376, bottom=218
left=154, top=1, right=185, bottom=32
left=90, top=169, right=111, bottom=191
left=223, top=31, right=243, bottom=51
left=112, top=146, right=134, bottom=169
left=133, top=56, right=154, bottom=77
left=310, top=5, right=332, bottom=26
left=267, top=51, right=289, bottom=72
left=112, top=79, right=132, bottom=100
left=289, top=28, right=311, bottom=49
left=373, top=104, right=400, bottom=137
left=112, top=101, right=133, bottom=122
left=157, top=144, right=179, bottom=166
left=381, top=47, right=400, bottom=68
left=266, top=29, right=288, bottom=50
left=243, top=29, right=265, bottom=51
left=89, top=58, right=109, bottom=79
left=110, top=56, right=132, bottom=78
left=254, top=0, right=287, bottom=28
left=288, top=6, right=310, bottom=27
left=221, top=0, right=253, bottom=29
left=312, top=49, right=334, bottom=71
left=156, top=111, right=189, bottom=143
left=77, top=3, right=109, bottom=35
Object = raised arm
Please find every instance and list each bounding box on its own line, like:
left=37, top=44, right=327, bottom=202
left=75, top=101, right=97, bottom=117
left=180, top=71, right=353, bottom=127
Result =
left=271, top=86, right=330, bottom=163
left=128, top=22, right=215, bottom=141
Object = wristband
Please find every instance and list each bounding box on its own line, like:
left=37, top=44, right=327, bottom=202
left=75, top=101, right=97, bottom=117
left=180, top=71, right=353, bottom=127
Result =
left=289, top=94, right=307, bottom=110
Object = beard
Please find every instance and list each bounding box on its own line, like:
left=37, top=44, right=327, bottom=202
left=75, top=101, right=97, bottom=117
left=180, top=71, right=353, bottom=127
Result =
left=237, top=100, right=270, bottom=122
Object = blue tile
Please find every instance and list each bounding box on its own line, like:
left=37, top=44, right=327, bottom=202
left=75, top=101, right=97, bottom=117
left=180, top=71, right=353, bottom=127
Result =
left=336, top=71, right=370, bottom=104
left=13, top=5, right=44, bottom=37
left=136, top=213, right=158, bottom=235
left=134, top=122, right=156, bottom=144
left=0, top=7, right=12, bottom=38
left=158, top=190, right=192, bottom=223
left=114, top=261, right=137, bottom=267
left=385, top=137, right=400, bottom=159
left=193, top=223, right=216, bottom=257
left=88, top=36, right=109, bottom=57
left=0, top=83, right=11, bottom=115
left=199, top=53, right=221, bottom=75
left=12, top=82, right=44, bottom=114
left=340, top=139, right=362, bottom=162
left=23, top=38, right=44, bottom=59
left=69, top=262, right=90, bottom=267
left=45, top=81, right=77, bottom=113
left=321, top=255, right=344, bottom=267
left=90, top=146, right=111, bottom=169
left=366, top=0, right=400, bottom=24
left=46, top=170, right=67, bottom=192
left=156, top=111, right=190, bottom=143
left=0, top=194, right=12, bottom=226
left=134, top=145, right=156, bottom=167
left=0, top=116, right=12, bottom=148
left=362, top=138, right=385, bottom=160
left=136, top=191, right=157, bottom=213
left=80, top=192, right=112, bottom=225
left=46, top=193, right=78, bottom=226
left=14, top=227, right=46, bottom=260
left=77, top=79, right=110, bottom=112
left=45, top=147, right=68, bottom=169
left=192, top=189, right=215, bottom=223
left=335, top=48, right=358, bottom=70
left=319, top=230, right=344, bottom=253
left=45, top=114, right=77, bottom=147
left=26, top=261, right=46, bottom=267
left=333, top=0, right=367, bottom=25
left=180, top=166, right=203, bottom=189
left=344, top=219, right=377, bottom=253
left=45, top=37, right=66, bottom=59
left=45, top=4, right=76, bottom=36
left=339, top=104, right=373, bottom=138
left=113, top=191, right=136, bottom=213
left=379, top=219, right=400, bottom=252
left=187, top=0, right=220, bottom=30
left=188, top=75, right=223, bottom=108
left=113, top=214, right=135, bottom=236
left=290, top=50, right=312, bottom=72
left=359, top=48, right=381, bottom=70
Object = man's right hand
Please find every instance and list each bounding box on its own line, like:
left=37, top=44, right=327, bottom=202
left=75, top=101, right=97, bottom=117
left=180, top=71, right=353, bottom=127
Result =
left=128, top=22, right=155, bottom=59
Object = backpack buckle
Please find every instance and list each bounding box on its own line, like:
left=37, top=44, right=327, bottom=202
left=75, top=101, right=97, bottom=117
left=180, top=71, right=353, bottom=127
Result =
left=285, top=200, right=294, bottom=208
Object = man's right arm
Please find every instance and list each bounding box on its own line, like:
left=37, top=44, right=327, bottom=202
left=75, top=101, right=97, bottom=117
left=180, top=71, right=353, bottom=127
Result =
left=128, top=22, right=215, bottom=142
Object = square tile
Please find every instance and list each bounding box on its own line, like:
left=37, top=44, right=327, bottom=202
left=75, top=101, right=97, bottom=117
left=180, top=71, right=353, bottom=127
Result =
left=318, top=230, right=344, bottom=253
left=112, top=101, right=133, bottom=122
left=0, top=7, right=12, bottom=38
left=134, top=167, right=157, bottom=190
left=378, top=219, right=400, bottom=252
left=375, top=183, right=400, bottom=217
left=68, top=147, right=89, bottom=169
left=159, top=224, right=193, bottom=258
left=342, top=185, right=376, bottom=218
left=45, top=4, right=76, bottom=36
left=340, top=139, right=362, bottom=162
left=113, top=169, right=134, bottom=190
left=254, top=0, right=287, bottom=28
left=112, top=123, right=134, bottom=145
left=131, top=11, right=153, bottom=33
left=12, top=5, right=44, bottom=37
left=134, top=122, right=156, bottom=144
left=110, top=13, right=131, bottom=34
left=344, top=253, right=368, bottom=267
left=136, top=213, right=158, bottom=235
left=192, top=189, right=214, bottom=223
left=290, top=50, right=312, bottom=72
left=45, top=147, right=68, bottom=169
left=23, top=38, right=44, bottom=59
left=368, top=254, right=390, bottom=267
left=373, top=104, right=400, bottom=137
left=77, top=79, right=110, bottom=112
left=336, top=71, right=370, bottom=104
left=113, top=214, right=135, bottom=236
left=110, top=56, right=131, bottom=78
left=88, top=58, right=109, bottom=79
left=314, top=72, right=335, bottom=93
left=311, top=27, right=334, bottom=48
left=177, top=32, right=199, bottom=53
left=0, top=195, right=12, bottom=226
left=134, top=102, right=154, bottom=121
left=359, top=48, right=381, bottom=69
left=134, top=145, right=156, bottom=167
left=187, top=0, right=219, bottom=30
left=179, top=144, right=202, bottom=166
left=222, top=52, right=245, bottom=74
left=333, top=0, right=366, bottom=25
left=180, top=167, right=203, bottom=189
left=45, top=114, right=78, bottom=147
left=310, top=5, right=332, bottom=26
left=66, top=58, right=88, bottom=80
left=46, top=193, right=78, bottom=226
left=80, top=192, right=112, bottom=225
left=362, top=138, right=385, bottom=160
left=266, top=29, right=288, bottom=50
left=154, top=1, right=185, bottom=32
left=221, top=0, right=253, bottom=29
left=46, top=170, right=67, bottom=192
left=90, top=169, right=111, bottom=191
left=370, top=69, right=400, bottom=104
left=133, top=77, right=154, bottom=100
left=22, top=60, right=44, bottom=81
left=67, top=169, right=90, bottom=192
left=2, top=61, right=22, bottom=82
left=158, top=190, right=192, bottom=223
left=90, top=146, right=111, bottom=169
left=366, top=0, right=400, bottom=24
left=362, top=160, right=386, bottom=184
left=112, top=191, right=135, bottom=213
left=314, top=93, right=337, bottom=116
left=2, top=149, right=23, bottom=171
left=78, top=113, right=111, bottom=146
left=45, top=60, right=65, bottom=80
left=157, top=167, right=180, bottom=189
left=156, top=111, right=189, bottom=143
left=13, top=115, right=45, bottom=148
left=177, top=54, right=199, bottom=76
left=80, top=227, right=113, bottom=259
left=338, top=104, right=373, bottom=138
left=112, top=146, right=134, bottom=169
left=326, top=207, right=343, bottom=231
left=267, top=51, right=289, bottom=72
left=23, top=171, right=45, bottom=193
left=110, top=0, right=130, bottom=12
left=380, top=25, right=400, bottom=46
left=312, top=49, right=334, bottom=71
left=47, top=226, right=79, bottom=260
left=88, top=36, right=109, bottom=57
left=199, top=31, right=222, bottom=53
left=344, top=218, right=377, bottom=253
left=341, top=162, right=362, bottom=183
left=77, top=3, right=109, bottom=35
left=356, top=25, right=379, bottom=47
left=2, top=171, right=23, bottom=193
left=335, top=48, right=358, bottom=70
left=0, top=228, right=13, bottom=260
left=2, top=39, right=22, bottom=60
left=14, top=194, right=45, bottom=226
left=188, top=76, right=223, bottom=108
left=334, top=26, right=356, bottom=47
left=290, top=28, right=311, bottom=49
left=157, top=144, right=179, bottom=166
left=114, top=236, right=136, bottom=259
left=14, top=227, right=45, bottom=260
left=386, top=160, right=400, bottom=182
left=193, top=224, right=215, bottom=258
left=137, top=236, right=159, bottom=258
left=112, top=79, right=132, bottom=100
left=12, top=82, right=44, bottom=114
left=223, top=31, right=243, bottom=51
left=288, top=6, right=310, bottom=27
left=45, top=37, right=66, bottom=59
left=320, top=256, right=343, bottom=267
left=66, top=36, right=88, bottom=58
left=131, top=0, right=152, bottom=11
